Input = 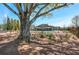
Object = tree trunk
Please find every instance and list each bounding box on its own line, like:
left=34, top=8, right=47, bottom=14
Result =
left=17, top=18, right=31, bottom=43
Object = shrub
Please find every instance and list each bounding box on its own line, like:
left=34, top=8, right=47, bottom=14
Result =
left=69, top=27, right=79, bottom=38
left=47, top=34, right=52, bottom=40
left=39, top=31, right=46, bottom=38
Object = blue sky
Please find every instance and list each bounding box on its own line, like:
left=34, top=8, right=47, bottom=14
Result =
left=0, top=3, right=79, bottom=27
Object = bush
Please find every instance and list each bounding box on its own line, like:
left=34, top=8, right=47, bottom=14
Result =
left=39, top=31, right=46, bottom=38
left=69, top=27, right=79, bottom=38
left=47, top=34, right=52, bottom=39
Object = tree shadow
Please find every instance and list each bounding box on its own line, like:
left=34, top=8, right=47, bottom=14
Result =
left=0, top=38, right=19, bottom=55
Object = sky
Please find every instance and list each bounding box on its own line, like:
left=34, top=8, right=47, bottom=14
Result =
left=0, top=3, right=79, bottom=27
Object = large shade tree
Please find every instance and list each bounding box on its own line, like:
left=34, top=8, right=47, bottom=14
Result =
left=2, top=3, right=72, bottom=43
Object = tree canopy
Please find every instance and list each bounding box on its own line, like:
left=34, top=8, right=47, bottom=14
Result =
left=2, top=3, right=72, bottom=25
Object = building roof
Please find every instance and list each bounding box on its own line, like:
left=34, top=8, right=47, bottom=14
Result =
left=37, top=24, right=53, bottom=28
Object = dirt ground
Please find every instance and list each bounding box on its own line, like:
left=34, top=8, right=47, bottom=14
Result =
left=0, top=31, right=79, bottom=55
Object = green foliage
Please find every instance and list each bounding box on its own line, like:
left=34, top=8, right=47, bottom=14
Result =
left=2, top=17, right=20, bottom=31
left=47, top=34, right=52, bottom=40
left=39, top=31, right=46, bottom=38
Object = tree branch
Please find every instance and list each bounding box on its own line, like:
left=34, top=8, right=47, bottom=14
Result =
left=2, top=3, right=19, bottom=17
left=29, top=3, right=72, bottom=25
left=29, top=3, right=49, bottom=24
left=28, top=4, right=39, bottom=20
left=35, top=3, right=49, bottom=17
left=28, top=3, right=34, bottom=20
left=32, top=4, right=39, bottom=11
left=37, top=4, right=69, bottom=17
left=29, top=3, right=34, bottom=15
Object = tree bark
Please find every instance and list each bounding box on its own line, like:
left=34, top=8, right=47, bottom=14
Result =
left=17, top=18, right=31, bottom=43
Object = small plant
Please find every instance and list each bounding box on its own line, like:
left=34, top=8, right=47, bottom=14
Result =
left=40, top=31, right=46, bottom=38
left=47, top=34, right=53, bottom=40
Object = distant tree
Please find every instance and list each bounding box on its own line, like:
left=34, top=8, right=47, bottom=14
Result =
left=2, top=3, right=72, bottom=43
left=72, top=16, right=79, bottom=28
left=16, top=20, right=20, bottom=30
left=6, top=17, right=12, bottom=30
left=2, top=17, right=20, bottom=31
left=71, top=16, right=79, bottom=37
left=12, top=19, right=20, bottom=31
